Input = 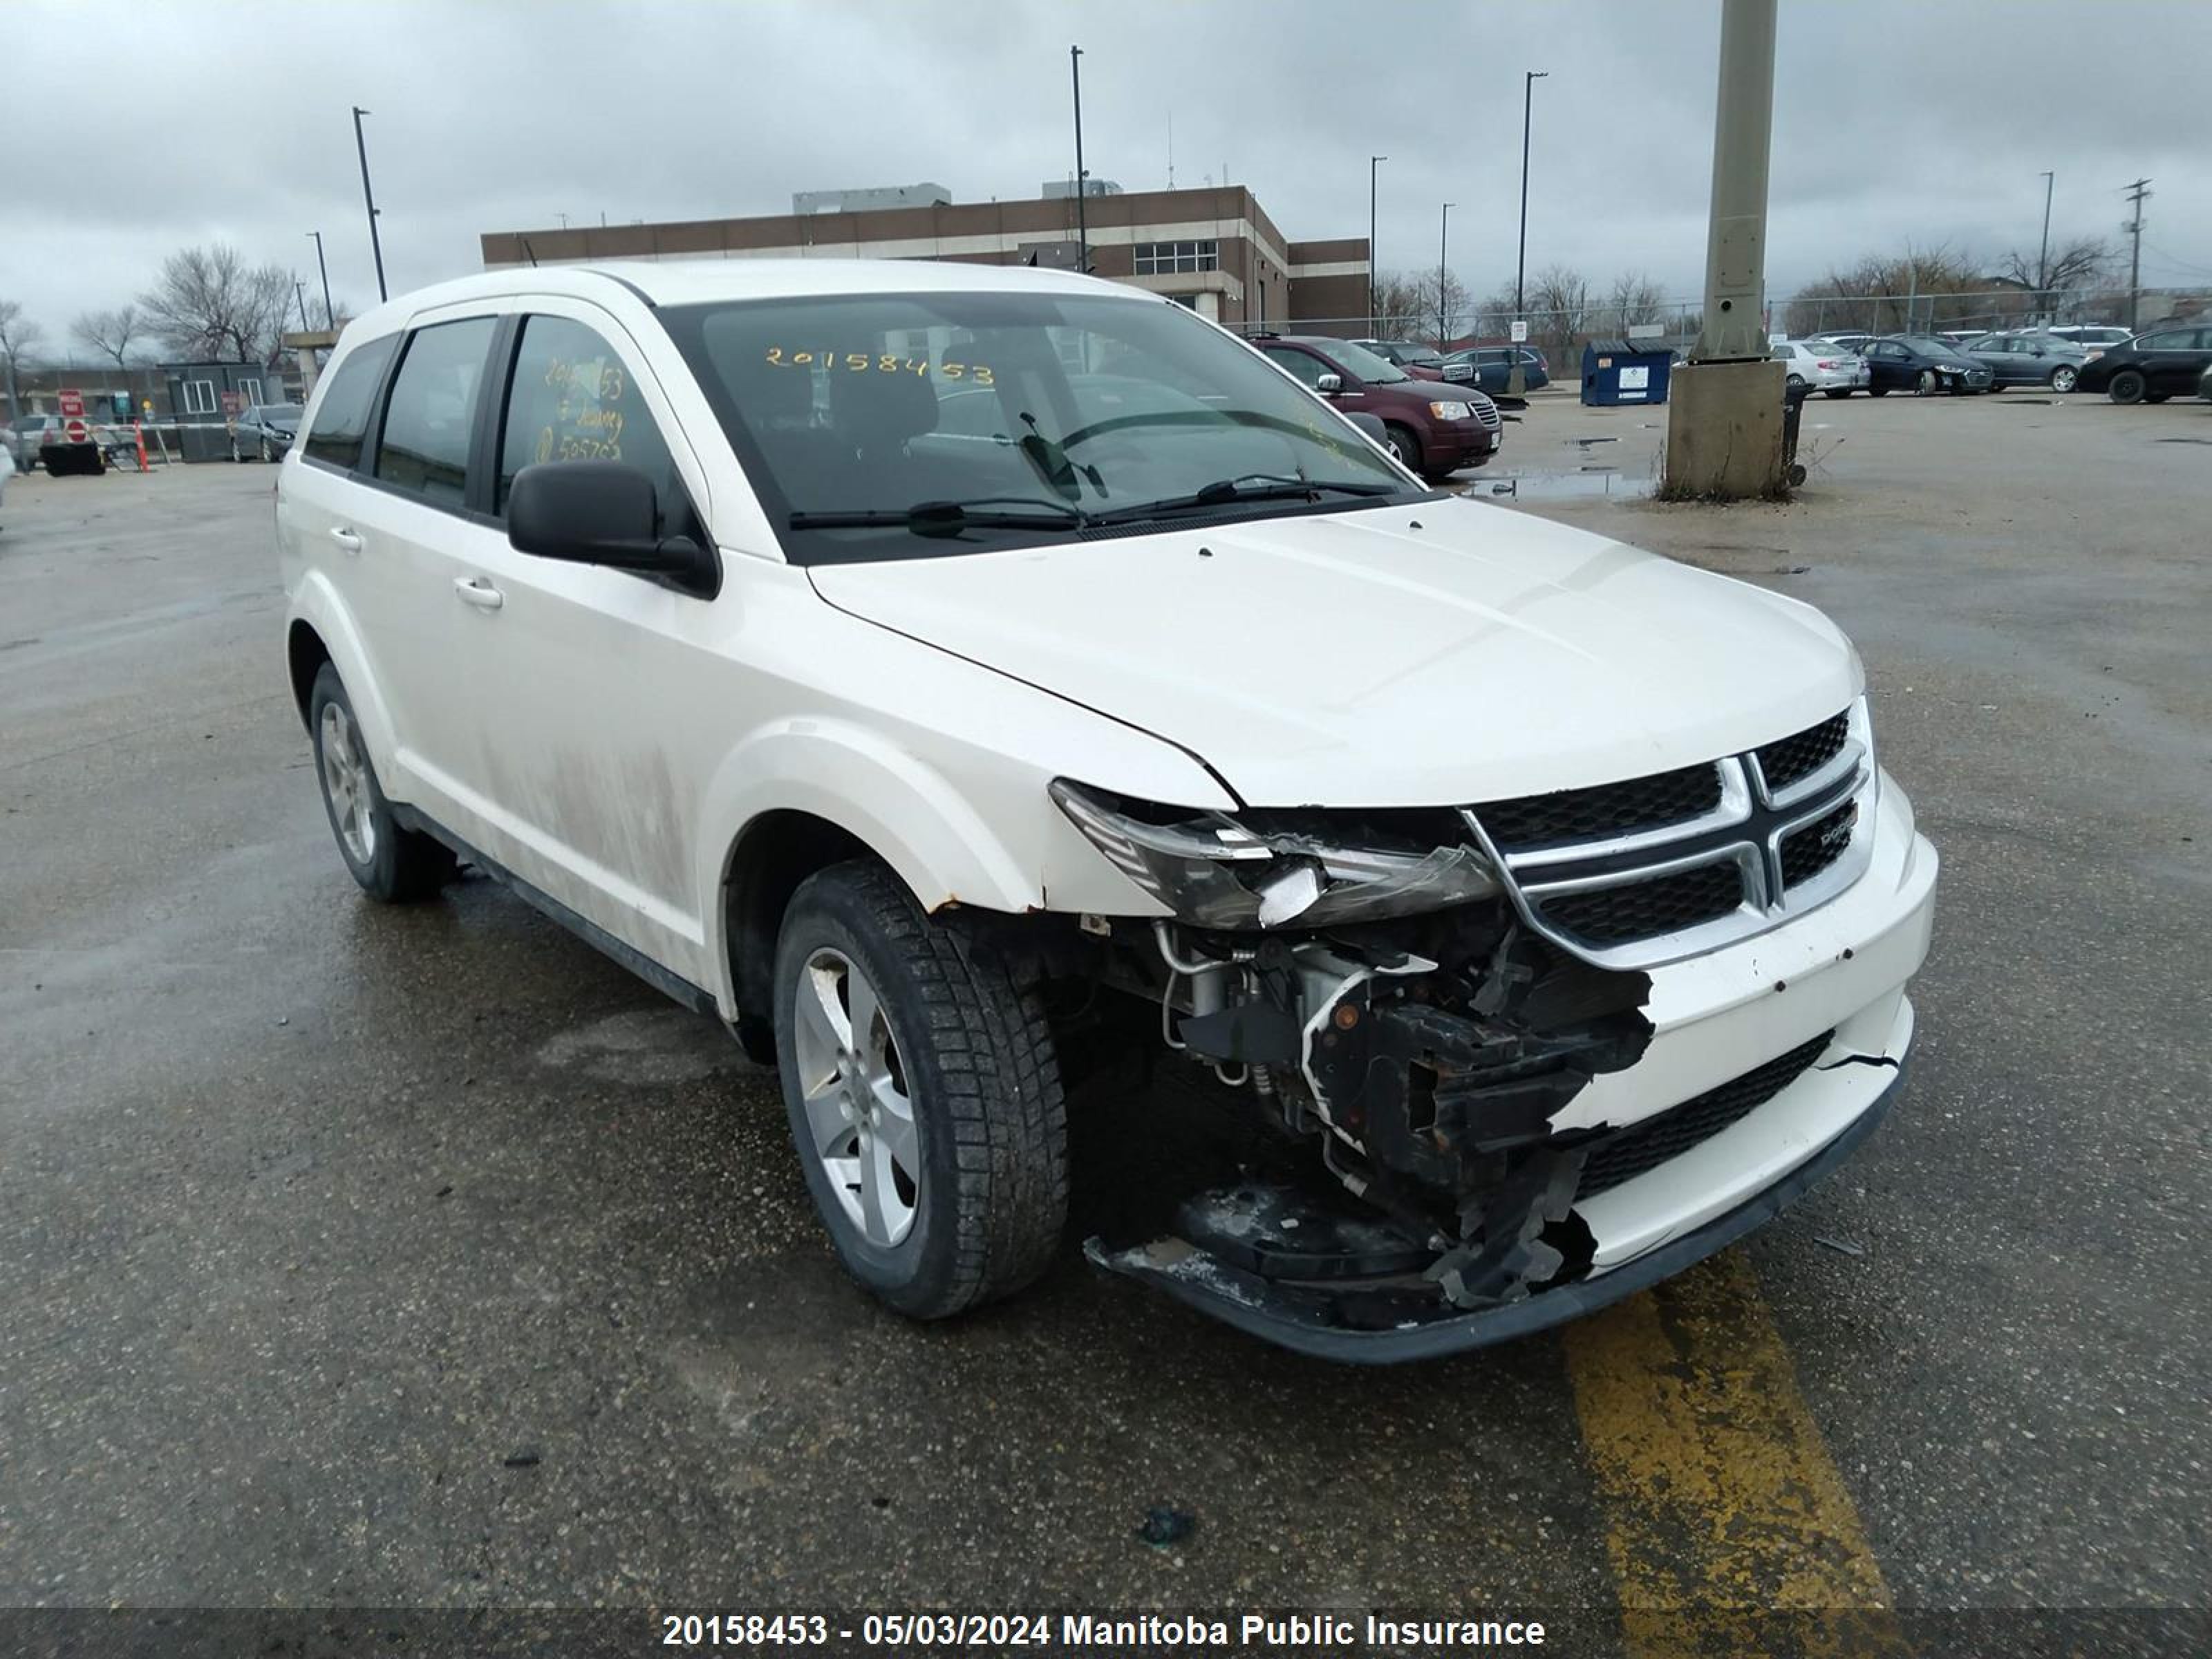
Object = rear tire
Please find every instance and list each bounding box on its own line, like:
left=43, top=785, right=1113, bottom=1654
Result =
left=307, top=664, right=457, bottom=903
left=1868, top=386, right=1889, bottom=397
left=774, top=861, right=1068, bottom=1320
left=2049, top=365, right=2078, bottom=393
left=2108, top=368, right=2147, bottom=404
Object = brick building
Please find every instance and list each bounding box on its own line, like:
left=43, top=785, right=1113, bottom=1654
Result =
left=482, top=183, right=1369, bottom=332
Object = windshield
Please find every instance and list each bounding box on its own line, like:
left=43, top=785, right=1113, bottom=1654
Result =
left=663, top=292, right=1420, bottom=563
left=1391, top=344, right=1443, bottom=365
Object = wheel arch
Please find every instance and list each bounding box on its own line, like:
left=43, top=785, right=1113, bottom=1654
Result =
left=283, top=579, right=403, bottom=781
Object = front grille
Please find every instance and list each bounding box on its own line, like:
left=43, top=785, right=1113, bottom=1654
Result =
left=1577, top=1031, right=1834, bottom=1197
left=1470, top=397, right=1501, bottom=431
left=1780, top=802, right=1857, bottom=888
left=1756, top=713, right=1849, bottom=794
left=1476, top=762, right=1722, bottom=850
left=1541, top=860, right=1743, bottom=944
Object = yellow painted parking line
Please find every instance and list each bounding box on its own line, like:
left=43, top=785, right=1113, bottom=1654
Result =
left=1563, top=1251, right=1906, bottom=1658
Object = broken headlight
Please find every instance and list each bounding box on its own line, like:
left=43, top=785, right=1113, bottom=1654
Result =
left=1051, top=779, right=1501, bottom=930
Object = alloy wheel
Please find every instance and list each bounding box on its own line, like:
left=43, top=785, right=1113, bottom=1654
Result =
left=791, top=946, right=920, bottom=1248
left=2050, top=366, right=2077, bottom=393
left=317, top=701, right=377, bottom=865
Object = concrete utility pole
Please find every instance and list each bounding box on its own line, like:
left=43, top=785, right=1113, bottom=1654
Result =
left=1069, top=47, right=1089, bottom=274
left=1438, top=203, right=1454, bottom=348
left=1369, top=155, right=1386, bottom=334
left=308, top=231, right=335, bottom=330
left=353, top=106, right=387, bottom=303
left=2036, top=171, right=2054, bottom=306
left=2122, top=178, right=2151, bottom=332
left=1665, top=0, right=1784, bottom=499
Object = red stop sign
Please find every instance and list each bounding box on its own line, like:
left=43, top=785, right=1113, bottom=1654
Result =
left=64, top=418, right=90, bottom=444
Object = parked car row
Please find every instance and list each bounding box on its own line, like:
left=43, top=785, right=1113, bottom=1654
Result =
left=1768, top=323, right=2212, bottom=404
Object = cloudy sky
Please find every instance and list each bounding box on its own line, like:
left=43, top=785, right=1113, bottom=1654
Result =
left=7, top=0, right=2208, bottom=354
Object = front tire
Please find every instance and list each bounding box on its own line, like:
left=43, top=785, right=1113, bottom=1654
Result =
left=2050, top=365, right=2078, bottom=393
left=1868, top=386, right=1889, bottom=397
left=1822, top=388, right=1850, bottom=399
left=1914, top=369, right=1938, bottom=396
left=307, top=664, right=457, bottom=903
left=259, top=435, right=273, bottom=462
left=2108, top=368, right=2147, bottom=404
left=1786, top=373, right=1807, bottom=391
left=774, top=861, right=1068, bottom=1320
left=1381, top=422, right=1421, bottom=472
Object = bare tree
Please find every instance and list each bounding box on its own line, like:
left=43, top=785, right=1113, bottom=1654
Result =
left=1992, top=236, right=2113, bottom=308
left=139, top=245, right=295, bottom=363
left=1604, top=271, right=1669, bottom=335
left=73, top=304, right=145, bottom=371
left=1, top=299, right=44, bottom=420
left=1527, top=263, right=1593, bottom=351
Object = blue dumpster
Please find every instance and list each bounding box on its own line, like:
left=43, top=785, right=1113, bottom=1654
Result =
left=1580, top=339, right=1674, bottom=406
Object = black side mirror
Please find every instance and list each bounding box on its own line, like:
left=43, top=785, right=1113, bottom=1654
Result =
left=508, top=460, right=715, bottom=592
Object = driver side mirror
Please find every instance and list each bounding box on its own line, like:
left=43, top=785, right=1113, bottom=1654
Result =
left=1315, top=372, right=1343, bottom=395
left=508, top=460, right=716, bottom=594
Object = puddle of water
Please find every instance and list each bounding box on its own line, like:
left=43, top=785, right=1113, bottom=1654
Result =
left=1474, top=470, right=1656, bottom=501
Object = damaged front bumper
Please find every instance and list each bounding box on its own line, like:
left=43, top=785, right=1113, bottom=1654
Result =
left=1088, top=1049, right=1904, bottom=1363
left=1087, top=783, right=1938, bottom=1361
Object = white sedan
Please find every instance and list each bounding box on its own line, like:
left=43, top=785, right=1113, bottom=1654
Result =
left=1774, top=339, right=1871, bottom=397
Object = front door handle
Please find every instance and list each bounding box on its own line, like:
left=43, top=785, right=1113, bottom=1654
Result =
left=329, top=527, right=362, bottom=553
left=453, top=576, right=505, bottom=612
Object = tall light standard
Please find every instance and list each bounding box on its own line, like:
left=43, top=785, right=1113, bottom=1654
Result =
left=1069, top=46, right=1089, bottom=274
left=351, top=106, right=386, bottom=303
left=1368, top=154, right=1387, bottom=332
left=308, top=231, right=334, bottom=329
left=1511, top=70, right=1548, bottom=393
left=1438, top=202, right=1454, bottom=348
left=2036, top=169, right=2054, bottom=315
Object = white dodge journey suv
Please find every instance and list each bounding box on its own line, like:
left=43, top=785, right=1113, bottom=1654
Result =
left=277, top=259, right=1937, bottom=1362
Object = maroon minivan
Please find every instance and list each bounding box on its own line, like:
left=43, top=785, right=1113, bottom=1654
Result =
left=1251, top=335, right=1501, bottom=481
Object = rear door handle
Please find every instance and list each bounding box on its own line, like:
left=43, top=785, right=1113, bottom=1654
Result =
left=453, top=576, right=505, bottom=612
left=329, top=527, right=362, bottom=553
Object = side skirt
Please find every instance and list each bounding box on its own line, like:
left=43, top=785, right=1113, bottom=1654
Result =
left=388, top=803, right=720, bottom=1018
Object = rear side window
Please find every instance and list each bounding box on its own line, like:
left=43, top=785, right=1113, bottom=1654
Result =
left=375, top=318, right=496, bottom=509
left=496, top=314, right=687, bottom=534
left=303, top=335, right=397, bottom=471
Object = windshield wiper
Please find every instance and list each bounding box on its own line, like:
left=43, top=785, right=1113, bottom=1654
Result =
left=789, top=496, right=1094, bottom=538
left=1088, top=475, right=1403, bottom=527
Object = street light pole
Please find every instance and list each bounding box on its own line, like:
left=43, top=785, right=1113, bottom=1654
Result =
left=1511, top=71, right=1547, bottom=395
left=1515, top=71, right=1548, bottom=318
left=1369, top=155, right=1387, bottom=334
left=294, top=281, right=310, bottom=332
left=1438, top=203, right=1454, bottom=349
left=1069, top=46, right=1089, bottom=274
left=352, top=106, right=386, bottom=303
left=308, top=231, right=334, bottom=330
left=2036, top=170, right=2054, bottom=315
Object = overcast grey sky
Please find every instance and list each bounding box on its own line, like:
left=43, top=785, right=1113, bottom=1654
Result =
left=7, top=0, right=2208, bottom=351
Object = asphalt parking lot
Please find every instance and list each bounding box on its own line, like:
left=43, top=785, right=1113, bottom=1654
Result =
left=3, top=392, right=2207, bottom=1649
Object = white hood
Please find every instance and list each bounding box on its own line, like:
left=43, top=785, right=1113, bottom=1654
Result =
left=808, top=498, right=1862, bottom=808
